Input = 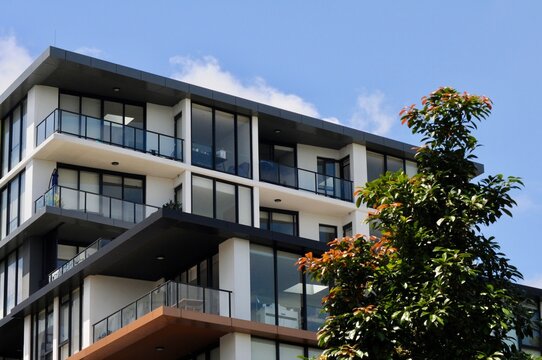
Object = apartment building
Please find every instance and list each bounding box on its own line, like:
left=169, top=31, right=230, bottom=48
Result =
left=0, top=47, right=539, bottom=359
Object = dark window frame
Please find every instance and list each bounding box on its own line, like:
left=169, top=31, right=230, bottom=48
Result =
left=57, top=163, right=146, bottom=204
left=366, top=150, right=417, bottom=182
left=318, top=224, right=338, bottom=243
left=57, top=284, right=83, bottom=359
left=259, top=207, right=299, bottom=237
left=0, top=247, right=23, bottom=317
left=0, top=169, right=25, bottom=238
left=191, top=102, right=253, bottom=179
left=191, top=173, right=253, bottom=226
left=1, top=98, right=27, bottom=177
left=342, top=222, right=353, bottom=237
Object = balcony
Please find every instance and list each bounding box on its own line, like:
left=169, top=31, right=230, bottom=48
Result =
left=36, top=109, right=183, bottom=161
left=34, top=185, right=159, bottom=223
left=93, top=281, right=232, bottom=342
left=48, top=238, right=111, bottom=283
left=259, top=160, right=353, bottom=202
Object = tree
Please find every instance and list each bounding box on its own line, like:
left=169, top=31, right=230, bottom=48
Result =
left=298, top=87, right=537, bottom=359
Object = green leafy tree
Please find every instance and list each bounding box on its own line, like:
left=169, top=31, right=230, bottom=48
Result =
left=299, top=88, right=537, bottom=359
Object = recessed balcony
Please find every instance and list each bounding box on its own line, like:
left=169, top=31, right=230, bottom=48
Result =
left=35, top=109, right=183, bottom=161
left=259, top=160, right=354, bottom=202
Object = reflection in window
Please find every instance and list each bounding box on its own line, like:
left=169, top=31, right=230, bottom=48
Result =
left=260, top=208, right=298, bottom=236
left=192, top=175, right=252, bottom=226
left=319, top=224, right=337, bottom=243
left=366, top=151, right=417, bottom=182
left=251, top=337, right=323, bottom=360
left=191, top=104, right=252, bottom=178
left=0, top=248, right=25, bottom=318
left=0, top=170, right=25, bottom=239
left=1, top=99, right=27, bottom=177
left=343, top=222, right=353, bottom=237
left=250, top=245, right=327, bottom=331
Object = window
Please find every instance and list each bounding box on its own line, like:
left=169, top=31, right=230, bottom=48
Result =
left=33, top=302, right=54, bottom=360
left=1, top=99, right=27, bottom=177
left=250, top=244, right=327, bottom=331
left=366, top=150, right=417, bottom=182
left=343, top=222, right=353, bottom=237
left=251, top=338, right=322, bottom=359
left=191, top=104, right=252, bottom=178
left=58, top=287, right=82, bottom=359
left=317, top=156, right=351, bottom=199
left=0, top=248, right=25, bottom=318
left=0, top=170, right=25, bottom=239
left=319, top=224, right=337, bottom=243
left=191, top=175, right=252, bottom=226
left=260, top=208, right=298, bottom=236
left=57, top=165, right=145, bottom=222
left=58, top=93, right=146, bottom=151
left=259, top=144, right=296, bottom=187
left=521, top=300, right=541, bottom=350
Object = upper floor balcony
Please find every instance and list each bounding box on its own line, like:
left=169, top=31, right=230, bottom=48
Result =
left=35, top=185, right=159, bottom=223
left=259, top=160, right=354, bottom=202
left=35, top=109, right=184, bottom=161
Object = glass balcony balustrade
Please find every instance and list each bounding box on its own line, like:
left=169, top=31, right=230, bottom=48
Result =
left=93, top=281, right=232, bottom=342
left=35, top=185, right=159, bottom=223
left=48, top=238, right=111, bottom=283
left=36, top=109, right=183, bottom=161
left=259, top=160, right=353, bottom=202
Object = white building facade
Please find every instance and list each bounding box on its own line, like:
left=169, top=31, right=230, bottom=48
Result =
left=0, top=47, right=538, bottom=360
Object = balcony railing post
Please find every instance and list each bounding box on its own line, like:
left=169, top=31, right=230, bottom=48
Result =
left=228, top=291, right=232, bottom=317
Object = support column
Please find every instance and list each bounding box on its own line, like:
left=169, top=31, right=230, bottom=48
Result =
left=219, top=238, right=251, bottom=320
left=220, top=333, right=251, bottom=360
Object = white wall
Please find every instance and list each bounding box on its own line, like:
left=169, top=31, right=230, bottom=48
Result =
left=219, top=238, right=251, bottom=320
left=146, top=103, right=173, bottom=136
left=299, top=210, right=344, bottom=241
left=27, top=159, right=56, bottom=212
left=27, top=85, right=59, bottom=154
left=220, top=333, right=251, bottom=360
left=146, top=175, right=174, bottom=208
left=81, top=275, right=156, bottom=347
left=296, top=144, right=340, bottom=172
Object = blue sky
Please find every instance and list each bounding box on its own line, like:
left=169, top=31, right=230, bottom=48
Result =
left=1, top=1, right=541, bottom=285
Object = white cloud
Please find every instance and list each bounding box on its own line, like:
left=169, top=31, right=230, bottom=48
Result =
left=349, top=91, right=394, bottom=136
left=0, top=35, right=33, bottom=95
left=74, top=46, right=103, bottom=58
left=170, top=55, right=323, bottom=119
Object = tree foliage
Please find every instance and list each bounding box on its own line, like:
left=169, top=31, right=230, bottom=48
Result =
left=299, top=88, right=537, bottom=360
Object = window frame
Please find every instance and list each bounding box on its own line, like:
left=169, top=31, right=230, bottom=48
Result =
left=0, top=169, right=25, bottom=239
left=318, top=224, right=338, bottom=243
left=366, top=150, right=417, bottom=182
left=1, top=98, right=27, bottom=177
left=191, top=102, right=253, bottom=179
left=259, top=207, right=299, bottom=237
left=191, top=173, right=253, bottom=226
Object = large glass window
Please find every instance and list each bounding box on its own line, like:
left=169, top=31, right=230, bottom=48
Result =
left=260, top=208, right=298, bottom=236
left=251, top=338, right=322, bottom=360
left=0, top=170, right=25, bottom=239
left=191, top=104, right=252, bottom=178
left=59, top=93, right=146, bottom=151
left=57, top=165, right=144, bottom=222
left=33, top=302, right=54, bottom=360
left=250, top=245, right=275, bottom=325
left=259, top=144, right=296, bottom=187
left=277, top=251, right=302, bottom=329
left=250, top=244, right=327, bottom=331
left=0, top=248, right=25, bottom=318
left=319, top=224, right=337, bottom=243
left=1, top=99, right=27, bottom=177
left=192, top=175, right=252, bottom=226
left=366, top=150, right=417, bottom=182
left=57, top=287, right=82, bottom=359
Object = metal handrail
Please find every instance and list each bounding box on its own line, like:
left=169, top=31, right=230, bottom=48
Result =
left=259, top=160, right=354, bottom=202
left=35, top=108, right=184, bottom=161
left=92, top=281, right=232, bottom=342
left=48, top=238, right=111, bottom=283
left=34, top=185, right=159, bottom=223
